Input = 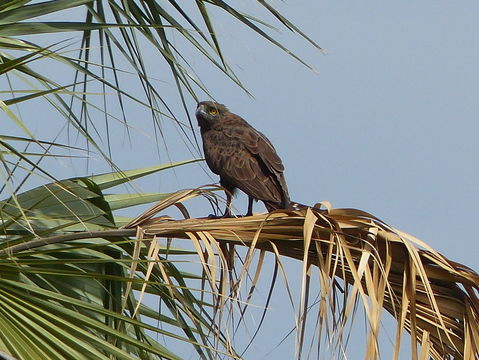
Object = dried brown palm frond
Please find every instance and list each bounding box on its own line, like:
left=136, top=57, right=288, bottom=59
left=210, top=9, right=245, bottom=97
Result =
left=123, top=188, right=479, bottom=360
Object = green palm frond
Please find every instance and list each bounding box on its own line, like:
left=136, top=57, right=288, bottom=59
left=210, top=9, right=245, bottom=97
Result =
left=0, top=161, right=240, bottom=360
left=4, top=186, right=477, bottom=359
left=0, top=1, right=320, bottom=167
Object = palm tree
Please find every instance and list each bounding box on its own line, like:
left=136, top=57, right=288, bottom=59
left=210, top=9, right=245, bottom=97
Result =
left=0, top=1, right=477, bottom=359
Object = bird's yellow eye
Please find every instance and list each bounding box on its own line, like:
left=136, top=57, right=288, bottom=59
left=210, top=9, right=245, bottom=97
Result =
left=209, top=108, right=218, bottom=115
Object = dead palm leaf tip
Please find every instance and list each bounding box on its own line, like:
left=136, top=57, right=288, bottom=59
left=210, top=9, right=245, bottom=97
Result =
left=124, top=188, right=479, bottom=360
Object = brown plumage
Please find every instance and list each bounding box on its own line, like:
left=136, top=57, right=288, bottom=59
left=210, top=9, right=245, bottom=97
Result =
left=196, top=101, right=291, bottom=216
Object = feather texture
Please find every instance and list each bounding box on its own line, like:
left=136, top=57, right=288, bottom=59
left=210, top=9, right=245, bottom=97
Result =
left=196, top=101, right=290, bottom=215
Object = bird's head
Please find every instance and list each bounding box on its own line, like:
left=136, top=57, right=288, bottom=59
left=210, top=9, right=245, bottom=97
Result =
left=196, top=101, right=229, bottom=129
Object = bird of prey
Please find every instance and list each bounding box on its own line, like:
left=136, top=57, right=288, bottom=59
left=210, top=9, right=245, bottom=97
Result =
left=196, top=101, right=291, bottom=216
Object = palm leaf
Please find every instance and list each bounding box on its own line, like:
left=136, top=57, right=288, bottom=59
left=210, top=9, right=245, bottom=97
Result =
left=3, top=179, right=478, bottom=358
left=0, top=0, right=321, bottom=171
left=0, top=162, right=242, bottom=360
left=118, top=189, right=479, bottom=360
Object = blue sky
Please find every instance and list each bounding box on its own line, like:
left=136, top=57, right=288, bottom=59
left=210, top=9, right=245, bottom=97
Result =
left=2, top=1, right=478, bottom=359
left=176, top=2, right=479, bottom=357
left=168, top=0, right=479, bottom=259
left=197, top=0, right=479, bottom=265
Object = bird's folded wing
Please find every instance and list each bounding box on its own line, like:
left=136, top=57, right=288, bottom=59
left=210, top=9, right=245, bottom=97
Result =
left=222, top=146, right=283, bottom=203
left=224, top=124, right=285, bottom=174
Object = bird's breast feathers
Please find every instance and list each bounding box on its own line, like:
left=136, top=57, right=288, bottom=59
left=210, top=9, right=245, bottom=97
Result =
left=202, top=129, right=242, bottom=172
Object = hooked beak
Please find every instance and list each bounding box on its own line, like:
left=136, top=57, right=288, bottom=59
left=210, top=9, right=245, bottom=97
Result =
left=196, top=104, right=206, bottom=119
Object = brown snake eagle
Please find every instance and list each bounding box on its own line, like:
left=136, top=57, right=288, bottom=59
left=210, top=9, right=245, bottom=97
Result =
left=196, top=101, right=292, bottom=216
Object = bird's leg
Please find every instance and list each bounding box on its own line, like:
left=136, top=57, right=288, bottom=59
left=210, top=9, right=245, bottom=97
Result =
left=219, top=181, right=235, bottom=218
left=208, top=191, right=232, bottom=218
left=223, top=190, right=233, bottom=217
left=207, top=184, right=234, bottom=219
left=246, top=196, right=254, bottom=216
